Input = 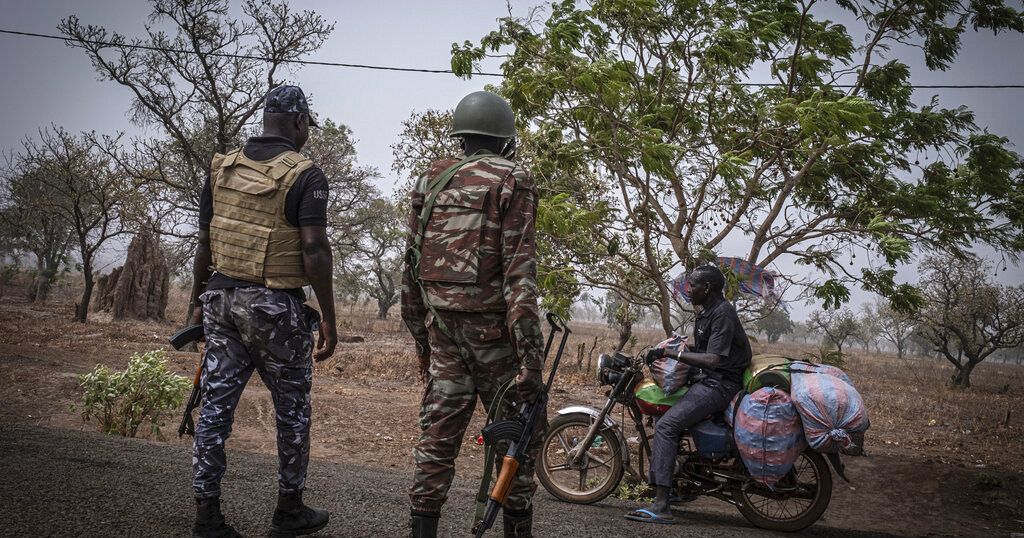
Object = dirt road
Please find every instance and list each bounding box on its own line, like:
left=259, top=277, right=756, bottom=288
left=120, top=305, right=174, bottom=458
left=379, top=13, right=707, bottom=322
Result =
left=2, top=423, right=1018, bottom=538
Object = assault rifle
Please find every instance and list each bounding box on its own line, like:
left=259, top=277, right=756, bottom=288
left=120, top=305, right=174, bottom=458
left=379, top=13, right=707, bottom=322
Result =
left=169, top=324, right=205, bottom=438
left=473, top=313, right=571, bottom=537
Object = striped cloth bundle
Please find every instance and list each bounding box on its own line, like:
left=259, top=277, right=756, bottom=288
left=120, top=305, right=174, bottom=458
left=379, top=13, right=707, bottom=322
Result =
left=790, top=369, right=870, bottom=453
left=672, top=256, right=778, bottom=303
left=789, top=360, right=854, bottom=386
left=733, top=387, right=807, bottom=486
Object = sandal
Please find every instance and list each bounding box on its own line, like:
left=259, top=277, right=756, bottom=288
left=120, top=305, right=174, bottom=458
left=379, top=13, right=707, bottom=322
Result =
left=624, top=508, right=675, bottom=524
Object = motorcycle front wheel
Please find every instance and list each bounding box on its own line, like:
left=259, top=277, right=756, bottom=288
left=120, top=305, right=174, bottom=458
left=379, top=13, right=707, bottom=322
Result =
left=537, top=412, right=625, bottom=504
left=734, top=449, right=833, bottom=532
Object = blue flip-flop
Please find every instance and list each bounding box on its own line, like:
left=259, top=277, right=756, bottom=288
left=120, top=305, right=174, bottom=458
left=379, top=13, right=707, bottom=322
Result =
left=624, top=508, right=675, bottom=524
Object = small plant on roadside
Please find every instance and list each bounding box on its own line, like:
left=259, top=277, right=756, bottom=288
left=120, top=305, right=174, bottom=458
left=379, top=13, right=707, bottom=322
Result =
left=613, top=480, right=653, bottom=502
left=807, top=348, right=846, bottom=369
left=976, top=471, right=1004, bottom=491
left=78, top=349, right=191, bottom=438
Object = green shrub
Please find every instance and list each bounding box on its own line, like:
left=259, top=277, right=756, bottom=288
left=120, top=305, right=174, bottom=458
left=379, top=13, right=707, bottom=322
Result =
left=613, top=480, right=653, bottom=502
left=78, top=349, right=191, bottom=438
left=807, top=348, right=846, bottom=369
left=976, top=471, right=1004, bottom=491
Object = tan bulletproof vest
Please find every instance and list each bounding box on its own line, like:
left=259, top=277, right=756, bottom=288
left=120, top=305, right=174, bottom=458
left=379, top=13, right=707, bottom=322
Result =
left=208, top=149, right=313, bottom=289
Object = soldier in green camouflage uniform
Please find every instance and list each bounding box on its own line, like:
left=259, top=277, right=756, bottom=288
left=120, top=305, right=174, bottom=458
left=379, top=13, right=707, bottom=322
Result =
left=402, top=91, right=546, bottom=538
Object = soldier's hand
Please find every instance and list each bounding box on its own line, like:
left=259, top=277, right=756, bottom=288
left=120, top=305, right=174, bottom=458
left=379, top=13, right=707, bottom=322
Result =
left=516, top=367, right=544, bottom=404
left=416, top=343, right=431, bottom=383
left=314, top=321, right=337, bottom=362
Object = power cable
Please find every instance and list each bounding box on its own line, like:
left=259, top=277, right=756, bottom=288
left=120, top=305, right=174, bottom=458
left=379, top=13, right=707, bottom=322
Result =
left=2, top=27, right=1024, bottom=89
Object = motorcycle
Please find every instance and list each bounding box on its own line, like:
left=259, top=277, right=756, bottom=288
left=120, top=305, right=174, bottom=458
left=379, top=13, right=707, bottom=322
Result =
left=537, top=349, right=837, bottom=532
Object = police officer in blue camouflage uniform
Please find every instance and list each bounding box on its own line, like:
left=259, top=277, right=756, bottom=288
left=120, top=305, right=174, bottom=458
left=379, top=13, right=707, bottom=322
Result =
left=188, top=85, right=338, bottom=538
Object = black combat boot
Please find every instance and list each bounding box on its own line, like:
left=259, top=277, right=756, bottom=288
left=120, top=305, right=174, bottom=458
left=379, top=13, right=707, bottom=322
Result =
left=503, top=507, right=532, bottom=538
left=270, top=490, right=330, bottom=537
left=192, top=497, right=241, bottom=538
left=409, top=510, right=439, bottom=538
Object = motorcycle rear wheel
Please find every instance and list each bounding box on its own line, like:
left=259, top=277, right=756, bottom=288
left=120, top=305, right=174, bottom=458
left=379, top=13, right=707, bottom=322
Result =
left=734, top=449, right=833, bottom=532
left=537, top=412, right=625, bottom=504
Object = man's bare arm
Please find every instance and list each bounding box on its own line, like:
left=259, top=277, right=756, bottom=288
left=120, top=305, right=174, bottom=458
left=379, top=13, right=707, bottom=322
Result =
left=670, top=349, right=723, bottom=370
left=301, top=225, right=336, bottom=362
left=189, top=230, right=213, bottom=325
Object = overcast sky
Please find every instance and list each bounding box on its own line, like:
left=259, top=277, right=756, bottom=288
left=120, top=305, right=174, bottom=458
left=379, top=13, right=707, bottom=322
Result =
left=1, top=0, right=1022, bottom=319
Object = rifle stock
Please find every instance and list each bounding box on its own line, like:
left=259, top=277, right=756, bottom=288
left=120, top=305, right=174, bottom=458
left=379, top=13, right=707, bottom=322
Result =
left=474, top=314, right=571, bottom=537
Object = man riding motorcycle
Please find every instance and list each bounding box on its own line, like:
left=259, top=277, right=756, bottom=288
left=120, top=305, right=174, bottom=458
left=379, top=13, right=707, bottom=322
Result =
left=625, top=265, right=752, bottom=524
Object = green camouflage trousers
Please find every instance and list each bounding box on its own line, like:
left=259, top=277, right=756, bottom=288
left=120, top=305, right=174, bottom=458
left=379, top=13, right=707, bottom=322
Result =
left=410, top=310, right=547, bottom=514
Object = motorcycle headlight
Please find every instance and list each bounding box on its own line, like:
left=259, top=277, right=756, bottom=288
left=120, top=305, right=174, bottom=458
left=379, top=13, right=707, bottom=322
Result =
left=596, top=353, right=629, bottom=386
left=596, top=353, right=611, bottom=384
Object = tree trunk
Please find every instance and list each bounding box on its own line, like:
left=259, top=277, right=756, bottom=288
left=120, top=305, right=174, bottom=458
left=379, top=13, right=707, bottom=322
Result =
left=616, top=323, right=632, bottom=353
left=76, top=258, right=94, bottom=322
left=950, top=360, right=977, bottom=389
left=658, top=293, right=673, bottom=336
left=376, top=298, right=390, bottom=320
left=27, top=255, right=58, bottom=303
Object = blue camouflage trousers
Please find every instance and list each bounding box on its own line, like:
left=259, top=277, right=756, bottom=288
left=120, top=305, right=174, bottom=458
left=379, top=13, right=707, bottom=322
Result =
left=193, top=286, right=319, bottom=500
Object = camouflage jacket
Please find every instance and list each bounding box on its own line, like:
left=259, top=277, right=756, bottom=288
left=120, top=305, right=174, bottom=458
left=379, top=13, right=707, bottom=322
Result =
left=401, top=151, right=544, bottom=370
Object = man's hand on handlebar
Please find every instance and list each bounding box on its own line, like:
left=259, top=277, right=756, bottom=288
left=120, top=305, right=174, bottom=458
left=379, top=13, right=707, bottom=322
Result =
left=645, top=347, right=666, bottom=365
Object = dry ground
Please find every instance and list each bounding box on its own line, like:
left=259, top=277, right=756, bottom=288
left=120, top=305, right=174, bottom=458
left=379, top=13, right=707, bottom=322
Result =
left=1, top=283, right=1022, bottom=536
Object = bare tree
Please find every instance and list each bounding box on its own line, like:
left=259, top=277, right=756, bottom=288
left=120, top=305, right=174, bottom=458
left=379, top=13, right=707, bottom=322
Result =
left=854, top=311, right=882, bottom=353
left=60, top=0, right=334, bottom=309
left=789, top=320, right=818, bottom=345
left=17, top=127, right=138, bottom=322
left=865, top=297, right=917, bottom=360
left=918, top=257, right=1024, bottom=388
left=390, top=109, right=462, bottom=187
left=808, top=308, right=859, bottom=356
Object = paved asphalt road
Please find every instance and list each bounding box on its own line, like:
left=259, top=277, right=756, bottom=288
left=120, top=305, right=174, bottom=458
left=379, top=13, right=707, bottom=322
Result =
left=0, top=424, right=899, bottom=537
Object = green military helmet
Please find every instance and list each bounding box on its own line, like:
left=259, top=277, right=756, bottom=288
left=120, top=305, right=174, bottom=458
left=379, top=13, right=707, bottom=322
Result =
left=451, top=91, right=516, bottom=139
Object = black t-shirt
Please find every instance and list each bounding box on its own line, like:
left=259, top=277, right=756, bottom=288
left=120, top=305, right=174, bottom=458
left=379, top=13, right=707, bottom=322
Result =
left=692, top=296, right=753, bottom=385
left=198, top=135, right=329, bottom=296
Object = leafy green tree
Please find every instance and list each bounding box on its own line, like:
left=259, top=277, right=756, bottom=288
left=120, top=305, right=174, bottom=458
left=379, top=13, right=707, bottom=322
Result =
left=78, top=350, right=191, bottom=438
left=605, top=291, right=640, bottom=352
left=390, top=108, right=612, bottom=317
left=335, top=197, right=405, bottom=319
left=452, top=0, right=1024, bottom=335
left=303, top=119, right=381, bottom=262
left=917, top=256, right=1024, bottom=388
left=790, top=320, right=819, bottom=345
left=755, top=307, right=795, bottom=343
left=0, top=165, right=74, bottom=302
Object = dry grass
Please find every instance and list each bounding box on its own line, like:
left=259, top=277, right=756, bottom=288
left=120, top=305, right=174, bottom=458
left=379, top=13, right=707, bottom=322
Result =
left=325, top=301, right=1024, bottom=473
left=5, top=277, right=1023, bottom=476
